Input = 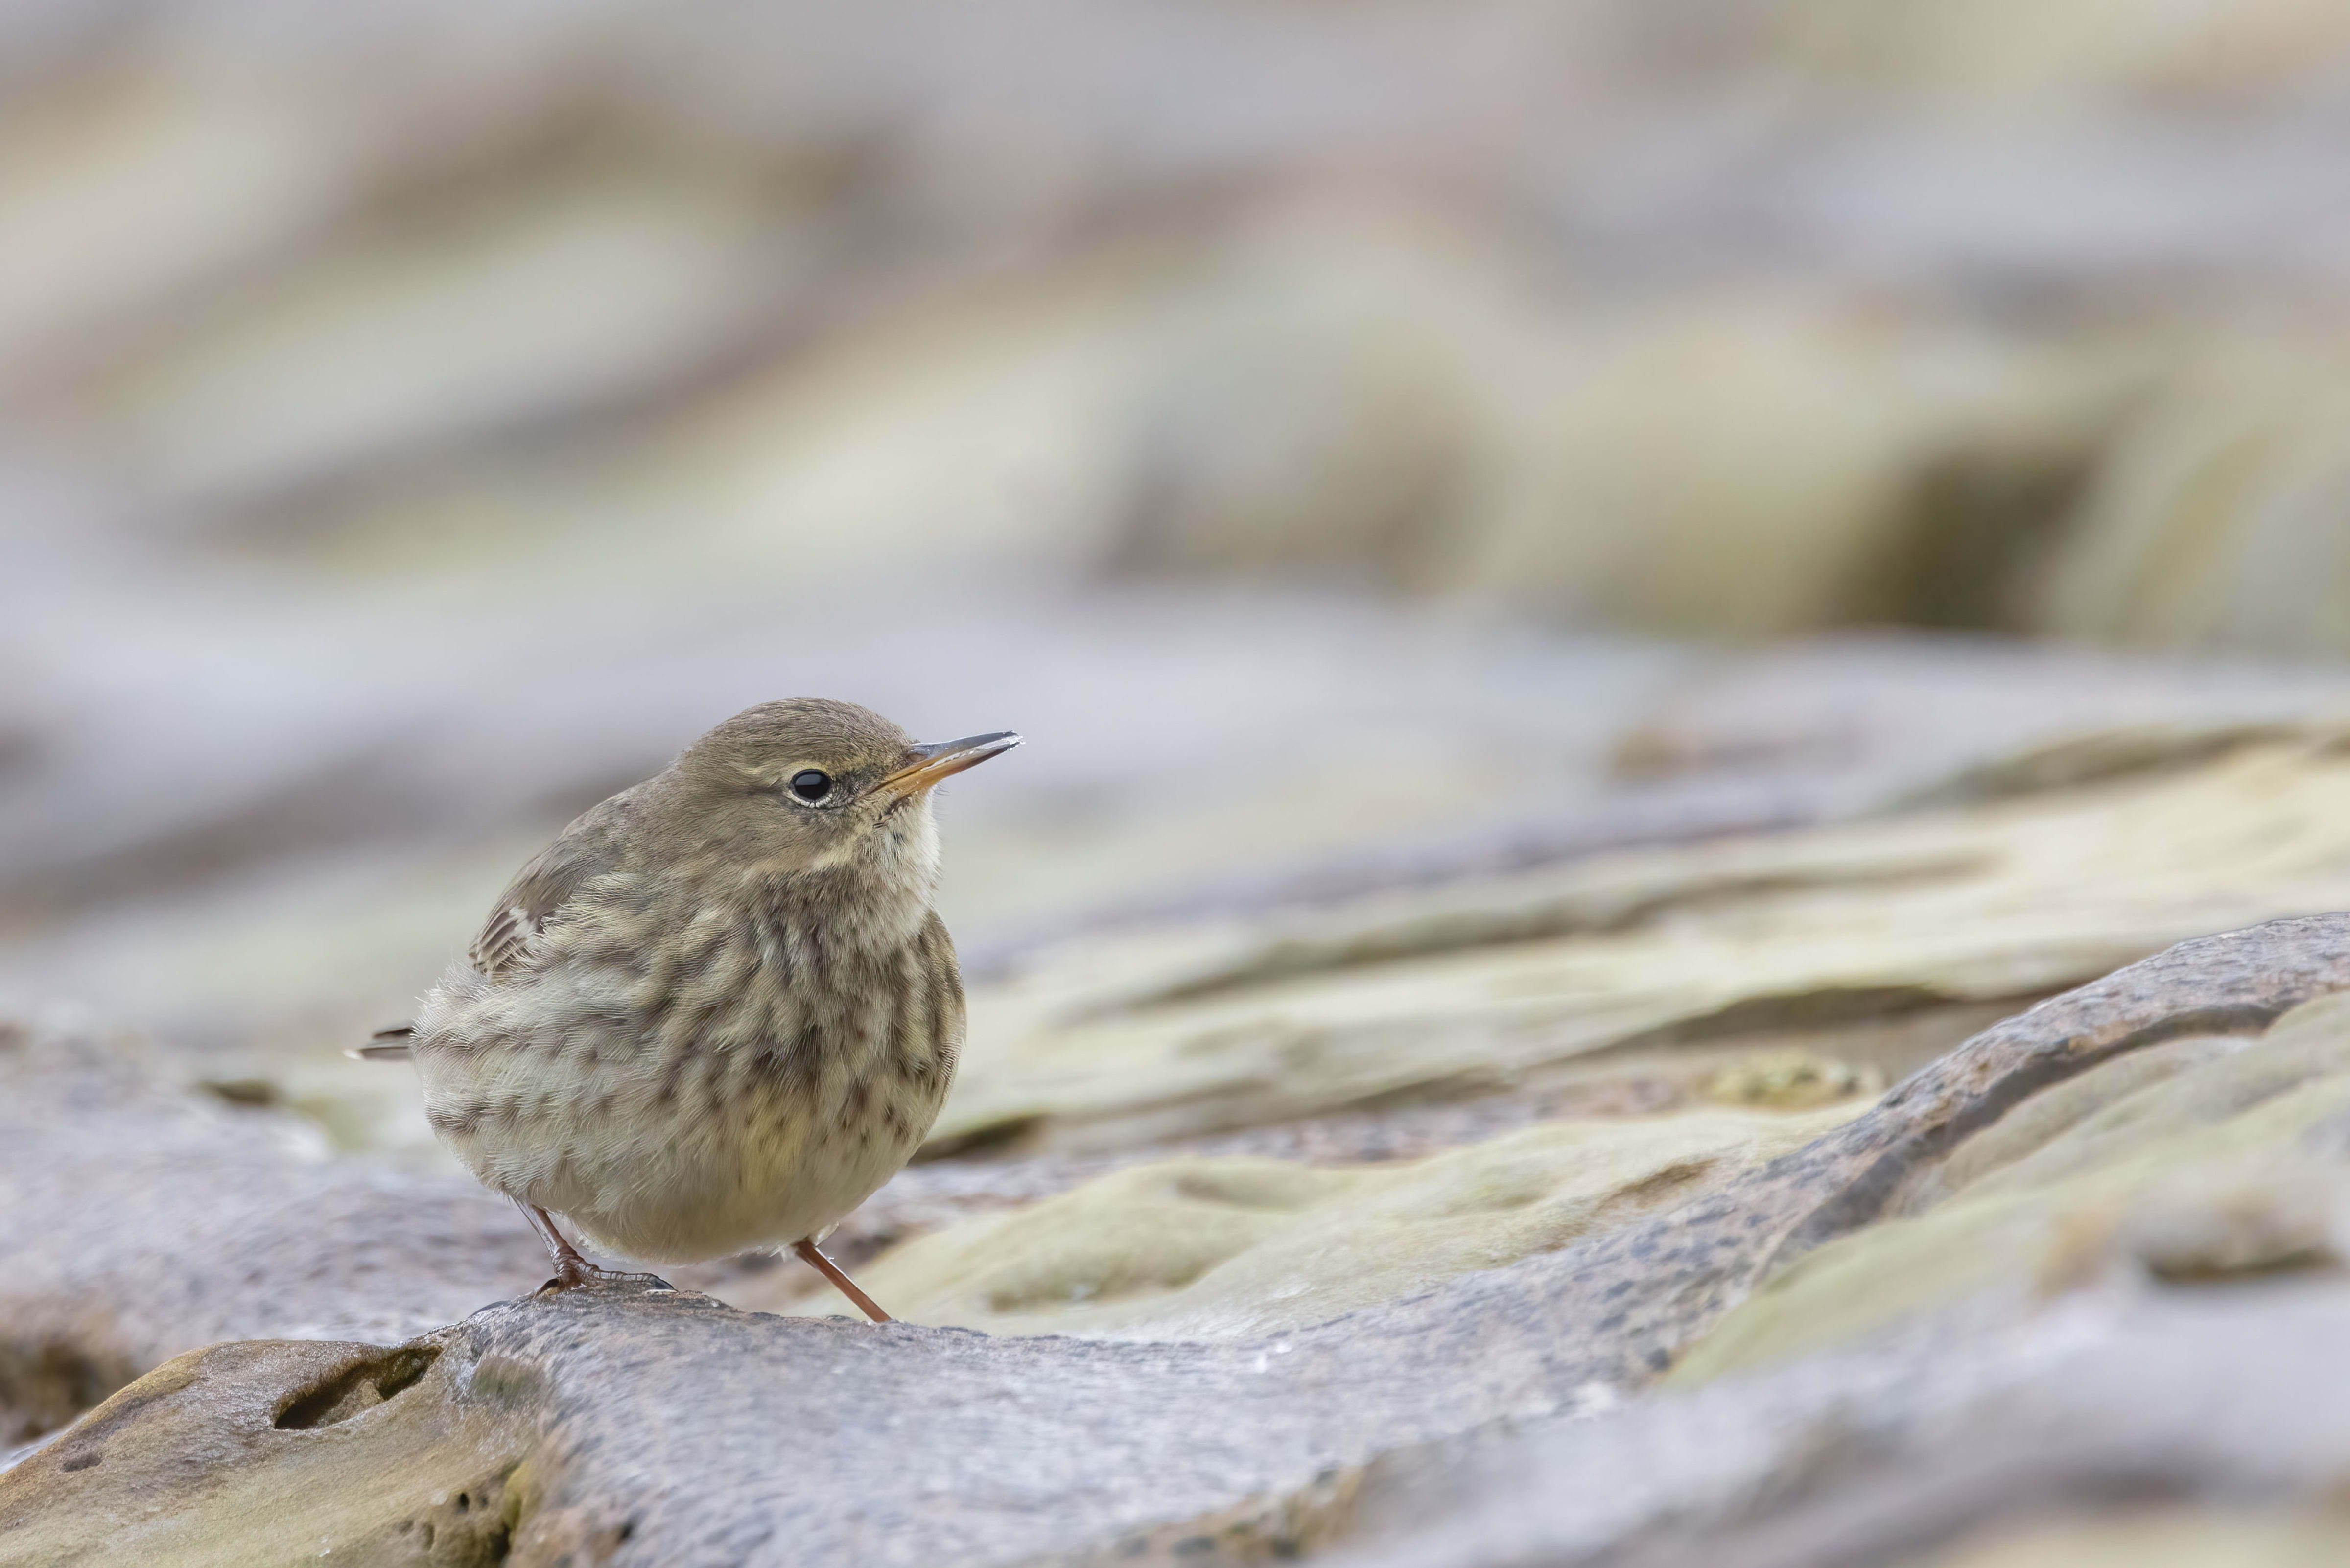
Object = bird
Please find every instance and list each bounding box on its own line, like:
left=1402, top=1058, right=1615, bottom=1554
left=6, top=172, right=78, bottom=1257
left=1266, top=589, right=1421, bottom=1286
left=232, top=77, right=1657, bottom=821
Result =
left=353, top=698, right=1020, bottom=1319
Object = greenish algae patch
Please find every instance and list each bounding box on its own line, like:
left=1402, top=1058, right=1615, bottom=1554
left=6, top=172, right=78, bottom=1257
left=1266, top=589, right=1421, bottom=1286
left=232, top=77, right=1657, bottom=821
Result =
left=827, top=1100, right=1871, bottom=1340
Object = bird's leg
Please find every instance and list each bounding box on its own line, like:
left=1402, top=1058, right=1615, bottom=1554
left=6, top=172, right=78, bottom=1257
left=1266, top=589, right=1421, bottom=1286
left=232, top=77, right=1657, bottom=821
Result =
left=516, top=1200, right=671, bottom=1292
left=794, top=1237, right=894, bottom=1323
left=518, top=1200, right=598, bottom=1288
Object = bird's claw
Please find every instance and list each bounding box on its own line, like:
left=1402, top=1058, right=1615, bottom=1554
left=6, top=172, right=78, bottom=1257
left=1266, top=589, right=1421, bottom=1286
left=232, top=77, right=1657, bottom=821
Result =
left=538, top=1262, right=674, bottom=1294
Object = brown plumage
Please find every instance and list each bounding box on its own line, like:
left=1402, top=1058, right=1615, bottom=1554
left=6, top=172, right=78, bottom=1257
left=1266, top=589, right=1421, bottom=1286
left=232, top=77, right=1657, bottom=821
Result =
left=357, top=698, right=1020, bottom=1313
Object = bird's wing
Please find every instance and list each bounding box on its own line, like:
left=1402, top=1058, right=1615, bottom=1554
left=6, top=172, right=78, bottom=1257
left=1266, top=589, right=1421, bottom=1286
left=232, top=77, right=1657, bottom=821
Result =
left=353, top=796, right=629, bottom=1057
left=348, top=847, right=594, bottom=1060
left=468, top=836, right=603, bottom=979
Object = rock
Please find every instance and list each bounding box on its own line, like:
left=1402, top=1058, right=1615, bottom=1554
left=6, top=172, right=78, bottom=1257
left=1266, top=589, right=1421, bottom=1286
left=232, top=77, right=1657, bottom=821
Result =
left=1104, top=262, right=2132, bottom=646
left=1335, top=1276, right=2350, bottom=1568
left=940, top=729, right=2350, bottom=1155
left=1102, top=281, right=2134, bottom=643
left=0, top=1014, right=552, bottom=1433
left=1665, top=987, right=2350, bottom=1383
left=0, top=1335, right=536, bottom=1568
left=1100, top=198, right=1525, bottom=599
left=9, top=914, right=2350, bottom=1562
left=78, top=159, right=809, bottom=515
left=1609, top=635, right=2350, bottom=805
left=830, top=1101, right=1867, bottom=1339
left=1884, top=719, right=2325, bottom=810
left=2032, top=324, right=2350, bottom=662
left=1779, top=0, right=2350, bottom=104
left=1893, top=1508, right=2350, bottom=1568
left=1421, top=296, right=2129, bottom=641
left=0, top=67, right=379, bottom=382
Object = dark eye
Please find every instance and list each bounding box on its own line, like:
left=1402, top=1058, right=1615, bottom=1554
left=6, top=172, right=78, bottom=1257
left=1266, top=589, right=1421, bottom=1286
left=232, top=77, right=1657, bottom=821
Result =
left=788, top=769, right=832, bottom=803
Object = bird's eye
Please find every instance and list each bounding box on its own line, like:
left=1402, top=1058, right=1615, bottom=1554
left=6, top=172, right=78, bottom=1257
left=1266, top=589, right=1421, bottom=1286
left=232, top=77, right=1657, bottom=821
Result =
left=788, top=769, right=832, bottom=803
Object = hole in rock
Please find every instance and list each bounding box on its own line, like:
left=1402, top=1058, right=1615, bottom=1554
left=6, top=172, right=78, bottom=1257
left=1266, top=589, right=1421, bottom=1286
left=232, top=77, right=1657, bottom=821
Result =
left=424, top=1463, right=524, bottom=1567
left=274, top=1345, right=441, bottom=1430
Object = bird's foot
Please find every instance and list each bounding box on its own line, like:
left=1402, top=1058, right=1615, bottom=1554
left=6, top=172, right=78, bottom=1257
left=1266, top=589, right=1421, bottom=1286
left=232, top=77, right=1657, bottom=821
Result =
left=518, top=1200, right=673, bottom=1294
left=537, top=1258, right=674, bottom=1294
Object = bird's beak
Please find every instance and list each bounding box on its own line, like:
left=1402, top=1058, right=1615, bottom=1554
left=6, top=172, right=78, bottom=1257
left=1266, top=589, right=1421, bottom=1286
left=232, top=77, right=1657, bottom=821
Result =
left=878, top=731, right=1023, bottom=797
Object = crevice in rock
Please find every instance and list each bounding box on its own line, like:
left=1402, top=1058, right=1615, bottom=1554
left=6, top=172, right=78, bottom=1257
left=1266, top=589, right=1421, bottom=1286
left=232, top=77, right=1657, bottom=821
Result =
left=272, top=1344, right=441, bottom=1430
left=1102, top=857, right=1993, bottom=1013
left=1595, top=984, right=2017, bottom=1056
left=1888, top=721, right=2312, bottom=812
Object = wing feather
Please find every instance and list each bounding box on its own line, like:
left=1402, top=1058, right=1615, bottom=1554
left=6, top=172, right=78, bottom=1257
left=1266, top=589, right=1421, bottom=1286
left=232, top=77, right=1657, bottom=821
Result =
left=353, top=791, right=632, bottom=1057
left=468, top=843, right=597, bottom=978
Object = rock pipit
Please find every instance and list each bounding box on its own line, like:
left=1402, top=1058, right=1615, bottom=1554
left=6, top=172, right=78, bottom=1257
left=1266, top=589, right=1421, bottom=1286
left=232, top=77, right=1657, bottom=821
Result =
left=356, top=698, right=1019, bottom=1318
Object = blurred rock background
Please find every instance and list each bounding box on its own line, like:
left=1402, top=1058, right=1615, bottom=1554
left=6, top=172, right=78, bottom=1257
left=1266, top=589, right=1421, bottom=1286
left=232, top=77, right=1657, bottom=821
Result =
left=15, top=0, right=2350, bottom=1065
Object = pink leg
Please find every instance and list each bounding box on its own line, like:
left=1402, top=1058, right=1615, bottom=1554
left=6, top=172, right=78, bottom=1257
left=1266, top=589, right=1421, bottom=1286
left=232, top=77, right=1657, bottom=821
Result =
left=795, top=1237, right=893, bottom=1323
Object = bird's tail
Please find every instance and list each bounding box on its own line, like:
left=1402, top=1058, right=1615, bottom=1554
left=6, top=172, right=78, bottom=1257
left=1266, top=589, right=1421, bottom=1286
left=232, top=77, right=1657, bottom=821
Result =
left=348, top=1024, right=414, bottom=1062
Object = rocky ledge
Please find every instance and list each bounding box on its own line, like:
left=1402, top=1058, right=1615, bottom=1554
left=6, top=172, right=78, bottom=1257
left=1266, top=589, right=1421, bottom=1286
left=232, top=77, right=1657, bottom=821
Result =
left=11, top=897, right=2350, bottom=1565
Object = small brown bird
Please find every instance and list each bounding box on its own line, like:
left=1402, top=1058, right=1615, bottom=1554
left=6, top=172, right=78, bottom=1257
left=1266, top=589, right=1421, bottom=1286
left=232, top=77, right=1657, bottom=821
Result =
left=355, top=698, right=1020, bottom=1318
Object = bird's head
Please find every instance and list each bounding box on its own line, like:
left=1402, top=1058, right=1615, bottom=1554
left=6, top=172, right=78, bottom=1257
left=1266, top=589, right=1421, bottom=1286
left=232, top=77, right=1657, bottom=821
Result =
left=669, top=698, right=1020, bottom=895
